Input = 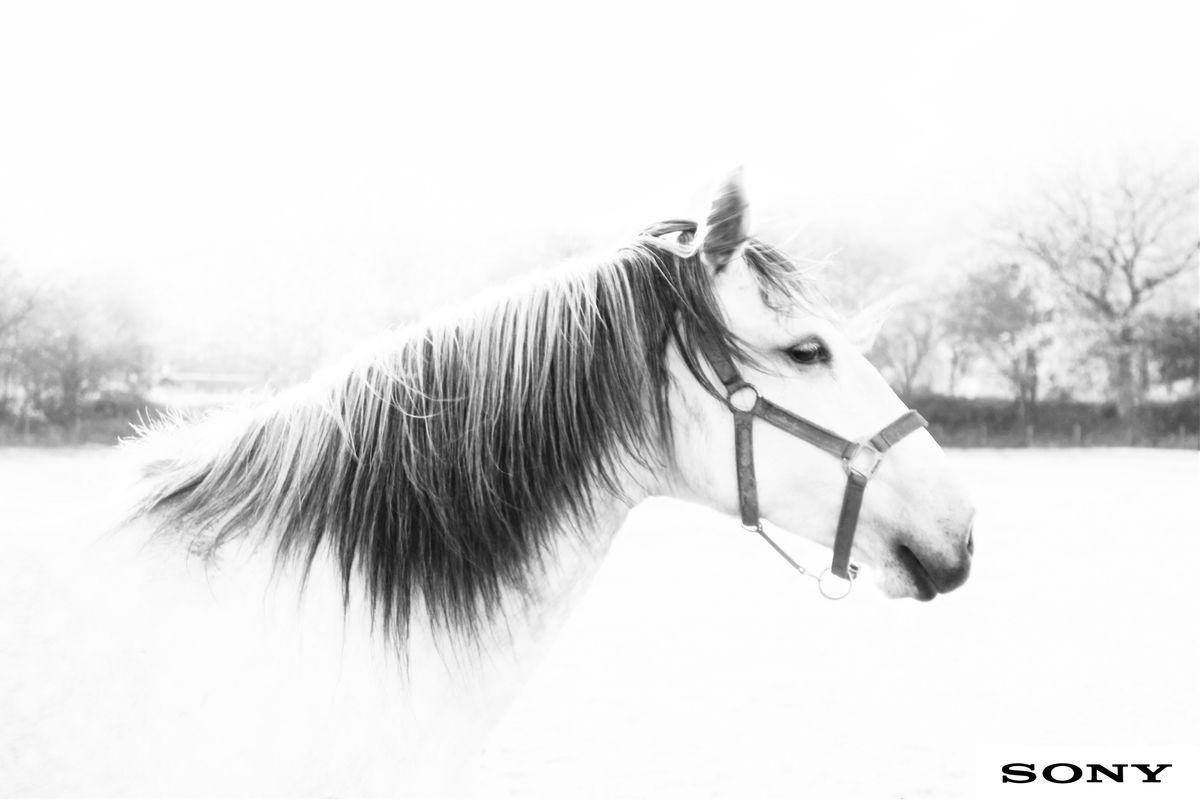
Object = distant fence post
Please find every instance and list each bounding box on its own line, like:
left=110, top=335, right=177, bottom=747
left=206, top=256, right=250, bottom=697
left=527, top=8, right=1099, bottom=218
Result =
left=980, top=422, right=988, bottom=446
left=1024, top=424, right=1034, bottom=447
left=1073, top=422, right=1082, bottom=446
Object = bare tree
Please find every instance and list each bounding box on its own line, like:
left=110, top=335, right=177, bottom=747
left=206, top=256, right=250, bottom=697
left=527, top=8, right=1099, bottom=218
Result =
left=0, top=260, right=39, bottom=416
left=1014, top=164, right=1199, bottom=418
left=871, top=298, right=938, bottom=397
left=943, top=263, right=1054, bottom=424
left=1, top=265, right=152, bottom=435
left=818, top=242, right=938, bottom=396
left=0, top=260, right=37, bottom=336
left=1143, top=310, right=1200, bottom=392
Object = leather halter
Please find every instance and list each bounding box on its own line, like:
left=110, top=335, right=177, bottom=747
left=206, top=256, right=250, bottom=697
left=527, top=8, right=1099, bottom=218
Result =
left=696, top=334, right=927, bottom=599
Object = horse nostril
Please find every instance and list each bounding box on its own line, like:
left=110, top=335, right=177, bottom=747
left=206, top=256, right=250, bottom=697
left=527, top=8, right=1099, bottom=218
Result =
left=965, top=525, right=975, bottom=557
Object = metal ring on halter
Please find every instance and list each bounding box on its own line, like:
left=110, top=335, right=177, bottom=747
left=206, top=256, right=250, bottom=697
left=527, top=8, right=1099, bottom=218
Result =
left=727, top=383, right=759, bottom=413
left=817, top=567, right=854, bottom=600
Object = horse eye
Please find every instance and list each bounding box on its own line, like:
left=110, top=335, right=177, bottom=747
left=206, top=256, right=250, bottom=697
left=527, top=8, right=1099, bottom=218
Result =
left=786, top=339, right=830, bottom=366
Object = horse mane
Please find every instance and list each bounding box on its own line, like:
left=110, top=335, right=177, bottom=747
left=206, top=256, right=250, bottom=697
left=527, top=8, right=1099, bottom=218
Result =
left=131, top=221, right=825, bottom=646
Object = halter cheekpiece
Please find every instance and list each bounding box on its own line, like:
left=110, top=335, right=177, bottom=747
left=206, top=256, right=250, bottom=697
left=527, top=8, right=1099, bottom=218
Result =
left=696, top=334, right=927, bottom=600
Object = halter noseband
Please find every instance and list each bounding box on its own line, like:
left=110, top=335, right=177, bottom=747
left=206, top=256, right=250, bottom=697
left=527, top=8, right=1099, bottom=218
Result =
left=696, top=334, right=927, bottom=599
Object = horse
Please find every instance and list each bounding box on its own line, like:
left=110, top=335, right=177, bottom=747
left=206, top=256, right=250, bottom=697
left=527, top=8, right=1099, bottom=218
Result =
left=1, top=171, right=974, bottom=796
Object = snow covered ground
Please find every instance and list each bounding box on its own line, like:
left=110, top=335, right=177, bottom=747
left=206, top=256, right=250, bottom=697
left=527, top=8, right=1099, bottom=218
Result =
left=2, top=447, right=1197, bottom=798
left=475, top=448, right=1200, bottom=798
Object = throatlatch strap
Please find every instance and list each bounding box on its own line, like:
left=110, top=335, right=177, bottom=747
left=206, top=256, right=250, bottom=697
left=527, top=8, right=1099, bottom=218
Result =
left=733, top=411, right=759, bottom=528
left=831, top=472, right=868, bottom=579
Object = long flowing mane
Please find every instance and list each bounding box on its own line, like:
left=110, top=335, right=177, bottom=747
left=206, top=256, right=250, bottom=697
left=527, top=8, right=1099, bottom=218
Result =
left=132, top=222, right=822, bottom=645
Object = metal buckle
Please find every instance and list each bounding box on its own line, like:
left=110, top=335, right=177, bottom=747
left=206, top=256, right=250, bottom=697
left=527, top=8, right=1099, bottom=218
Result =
left=842, top=440, right=883, bottom=479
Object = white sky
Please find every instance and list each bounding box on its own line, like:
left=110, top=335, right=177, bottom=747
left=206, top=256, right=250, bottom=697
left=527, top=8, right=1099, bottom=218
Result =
left=0, top=0, right=1196, bottom=356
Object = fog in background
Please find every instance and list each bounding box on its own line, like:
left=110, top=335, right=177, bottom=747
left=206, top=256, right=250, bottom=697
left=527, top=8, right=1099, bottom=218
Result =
left=0, top=2, right=1196, bottom=450
left=2, top=2, right=1195, bottom=368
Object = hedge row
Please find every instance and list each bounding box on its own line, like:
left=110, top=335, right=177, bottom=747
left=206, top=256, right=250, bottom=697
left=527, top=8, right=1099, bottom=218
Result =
left=3, top=393, right=1198, bottom=449
left=903, top=393, right=1200, bottom=448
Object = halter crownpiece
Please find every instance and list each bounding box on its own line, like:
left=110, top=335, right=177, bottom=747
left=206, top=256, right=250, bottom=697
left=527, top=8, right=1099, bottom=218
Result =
left=696, top=333, right=928, bottom=600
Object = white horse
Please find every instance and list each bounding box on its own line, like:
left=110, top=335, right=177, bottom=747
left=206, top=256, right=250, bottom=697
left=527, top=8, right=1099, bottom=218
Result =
left=1, top=172, right=974, bottom=796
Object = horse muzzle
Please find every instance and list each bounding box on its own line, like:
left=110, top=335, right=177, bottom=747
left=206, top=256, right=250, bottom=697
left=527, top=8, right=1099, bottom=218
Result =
left=895, top=520, right=974, bottom=600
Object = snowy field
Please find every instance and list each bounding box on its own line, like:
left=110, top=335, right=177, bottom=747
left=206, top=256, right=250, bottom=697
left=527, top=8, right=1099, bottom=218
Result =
left=2, top=446, right=1197, bottom=798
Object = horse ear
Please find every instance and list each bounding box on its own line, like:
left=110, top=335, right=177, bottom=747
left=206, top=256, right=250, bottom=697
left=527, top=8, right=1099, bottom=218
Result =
left=695, top=168, right=750, bottom=272
left=846, top=299, right=891, bottom=351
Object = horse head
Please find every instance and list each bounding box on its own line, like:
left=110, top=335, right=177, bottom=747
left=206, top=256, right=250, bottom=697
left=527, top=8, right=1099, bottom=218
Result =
left=661, top=171, right=975, bottom=599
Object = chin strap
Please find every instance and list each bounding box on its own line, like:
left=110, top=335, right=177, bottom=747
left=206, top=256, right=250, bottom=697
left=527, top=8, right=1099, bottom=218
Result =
left=697, top=334, right=928, bottom=598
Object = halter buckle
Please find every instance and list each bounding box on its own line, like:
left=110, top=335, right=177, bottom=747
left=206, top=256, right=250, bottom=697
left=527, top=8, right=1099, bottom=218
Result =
left=842, top=440, right=883, bottom=480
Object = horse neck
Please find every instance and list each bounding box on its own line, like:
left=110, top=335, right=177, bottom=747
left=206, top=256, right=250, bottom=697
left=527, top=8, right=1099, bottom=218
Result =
left=103, top=442, right=657, bottom=796
left=392, top=477, right=647, bottom=793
